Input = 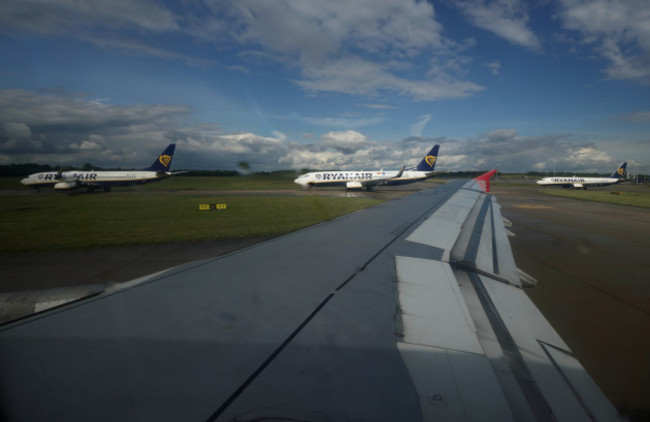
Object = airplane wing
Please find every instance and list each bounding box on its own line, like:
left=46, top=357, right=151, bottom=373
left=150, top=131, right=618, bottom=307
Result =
left=350, top=166, right=406, bottom=188
left=424, top=169, right=446, bottom=178
left=0, top=172, right=619, bottom=421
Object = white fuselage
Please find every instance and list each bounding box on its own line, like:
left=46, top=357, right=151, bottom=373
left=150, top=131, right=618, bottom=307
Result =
left=294, top=169, right=430, bottom=188
left=535, top=176, right=620, bottom=189
left=21, top=170, right=169, bottom=190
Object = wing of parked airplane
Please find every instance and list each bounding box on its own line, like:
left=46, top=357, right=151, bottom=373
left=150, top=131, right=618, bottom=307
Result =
left=350, top=165, right=406, bottom=189
left=0, top=171, right=619, bottom=421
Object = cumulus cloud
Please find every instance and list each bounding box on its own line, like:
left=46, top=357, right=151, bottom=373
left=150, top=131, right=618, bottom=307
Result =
left=319, top=130, right=368, bottom=154
left=1, top=0, right=487, bottom=101
left=1, top=90, right=637, bottom=173
left=558, top=0, right=650, bottom=84
left=70, top=135, right=105, bottom=151
left=0, top=121, right=41, bottom=152
left=3, top=122, right=32, bottom=139
left=454, top=0, right=541, bottom=50
left=0, top=89, right=190, bottom=165
left=566, top=146, right=611, bottom=164
left=443, top=129, right=627, bottom=172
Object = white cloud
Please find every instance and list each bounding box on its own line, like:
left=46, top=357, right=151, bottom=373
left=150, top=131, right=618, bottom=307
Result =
left=0, top=0, right=178, bottom=36
left=70, top=135, right=105, bottom=151
left=558, top=0, right=650, bottom=84
left=454, top=0, right=541, bottom=50
left=0, top=0, right=486, bottom=101
left=0, top=89, right=190, bottom=164
left=485, top=60, right=501, bottom=75
left=301, top=115, right=385, bottom=129
left=566, top=146, right=610, bottom=164
left=196, top=0, right=482, bottom=101
left=410, top=114, right=432, bottom=137
left=219, top=0, right=446, bottom=60
left=320, top=130, right=368, bottom=154
left=1, top=121, right=42, bottom=151
left=1, top=90, right=641, bottom=173
left=295, top=56, right=483, bottom=101
left=3, top=122, right=32, bottom=139
left=279, top=149, right=350, bottom=170
left=621, top=110, right=650, bottom=122
left=362, top=104, right=396, bottom=110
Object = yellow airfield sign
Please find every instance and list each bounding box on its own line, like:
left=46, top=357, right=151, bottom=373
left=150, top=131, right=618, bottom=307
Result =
left=199, top=203, right=227, bottom=211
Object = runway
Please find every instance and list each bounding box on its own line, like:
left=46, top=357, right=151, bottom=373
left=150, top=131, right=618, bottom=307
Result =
left=491, top=185, right=650, bottom=418
left=1, top=182, right=648, bottom=418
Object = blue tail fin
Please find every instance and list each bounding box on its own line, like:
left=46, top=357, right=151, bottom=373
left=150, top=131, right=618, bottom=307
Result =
left=611, top=162, right=627, bottom=179
left=414, top=145, right=440, bottom=172
left=145, top=144, right=176, bottom=172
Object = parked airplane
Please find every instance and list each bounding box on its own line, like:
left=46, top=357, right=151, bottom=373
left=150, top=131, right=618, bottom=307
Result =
left=20, top=144, right=181, bottom=192
left=536, top=161, right=627, bottom=189
left=293, top=145, right=442, bottom=189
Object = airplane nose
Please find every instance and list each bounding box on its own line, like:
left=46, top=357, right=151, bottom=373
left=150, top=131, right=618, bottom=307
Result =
left=294, top=177, right=309, bottom=188
left=20, top=178, right=29, bottom=185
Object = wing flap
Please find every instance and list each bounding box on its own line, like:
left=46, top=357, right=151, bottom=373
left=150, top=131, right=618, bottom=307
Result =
left=397, top=342, right=517, bottom=422
left=396, top=256, right=482, bottom=354
left=405, top=188, right=480, bottom=259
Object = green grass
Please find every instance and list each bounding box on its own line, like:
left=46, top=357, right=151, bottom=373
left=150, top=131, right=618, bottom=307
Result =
left=0, top=177, right=22, bottom=189
left=0, top=193, right=382, bottom=253
left=539, top=188, right=650, bottom=208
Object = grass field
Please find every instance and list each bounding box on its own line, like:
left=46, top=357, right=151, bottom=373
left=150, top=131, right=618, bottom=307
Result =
left=539, top=188, right=650, bottom=208
left=0, top=192, right=382, bottom=253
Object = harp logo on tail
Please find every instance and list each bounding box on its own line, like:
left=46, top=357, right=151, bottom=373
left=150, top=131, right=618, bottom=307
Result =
left=159, top=155, right=172, bottom=168
left=425, top=155, right=437, bottom=168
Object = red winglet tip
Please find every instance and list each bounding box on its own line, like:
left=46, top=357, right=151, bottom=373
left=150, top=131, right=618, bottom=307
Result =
left=474, top=169, right=497, bottom=193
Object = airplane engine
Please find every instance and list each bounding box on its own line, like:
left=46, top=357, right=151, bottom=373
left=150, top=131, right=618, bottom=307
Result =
left=346, top=181, right=363, bottom=189
left=54, top=181, right=78, bottom=190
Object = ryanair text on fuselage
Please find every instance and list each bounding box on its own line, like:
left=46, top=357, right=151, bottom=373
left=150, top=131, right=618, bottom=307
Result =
left=21, top=144, right=180, bottom=192
left=536, top=161, right=627, bottom=189
left=294, top=145, right=442, bottom=189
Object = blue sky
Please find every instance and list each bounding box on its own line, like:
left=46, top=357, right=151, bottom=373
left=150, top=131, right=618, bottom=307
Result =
left=1, top=0, right=649, bottom=173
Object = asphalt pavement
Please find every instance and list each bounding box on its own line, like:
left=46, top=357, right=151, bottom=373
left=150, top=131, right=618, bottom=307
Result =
left=491, top=185, right=650, bottom=418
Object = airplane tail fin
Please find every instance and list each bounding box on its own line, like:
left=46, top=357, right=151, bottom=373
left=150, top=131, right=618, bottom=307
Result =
left=474, top=169, right=497, bottom=193
left=145, top=144, right=176, bottom=172
left=610, top=161, right=627, bottom=179
left=413, top=145, right=440, bottom=172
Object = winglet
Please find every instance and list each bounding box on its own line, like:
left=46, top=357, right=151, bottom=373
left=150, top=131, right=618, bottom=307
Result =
left=474, top=169, right=497, bottom=193
left=395, top=166, right=406, bottom=179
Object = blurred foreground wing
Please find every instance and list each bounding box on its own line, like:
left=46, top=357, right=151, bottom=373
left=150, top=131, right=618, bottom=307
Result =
left=0, top=174, right=619, bottom=421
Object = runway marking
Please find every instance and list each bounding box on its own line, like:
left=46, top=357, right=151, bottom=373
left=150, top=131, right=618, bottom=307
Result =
left=515, top=204, right=554, bottom=209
